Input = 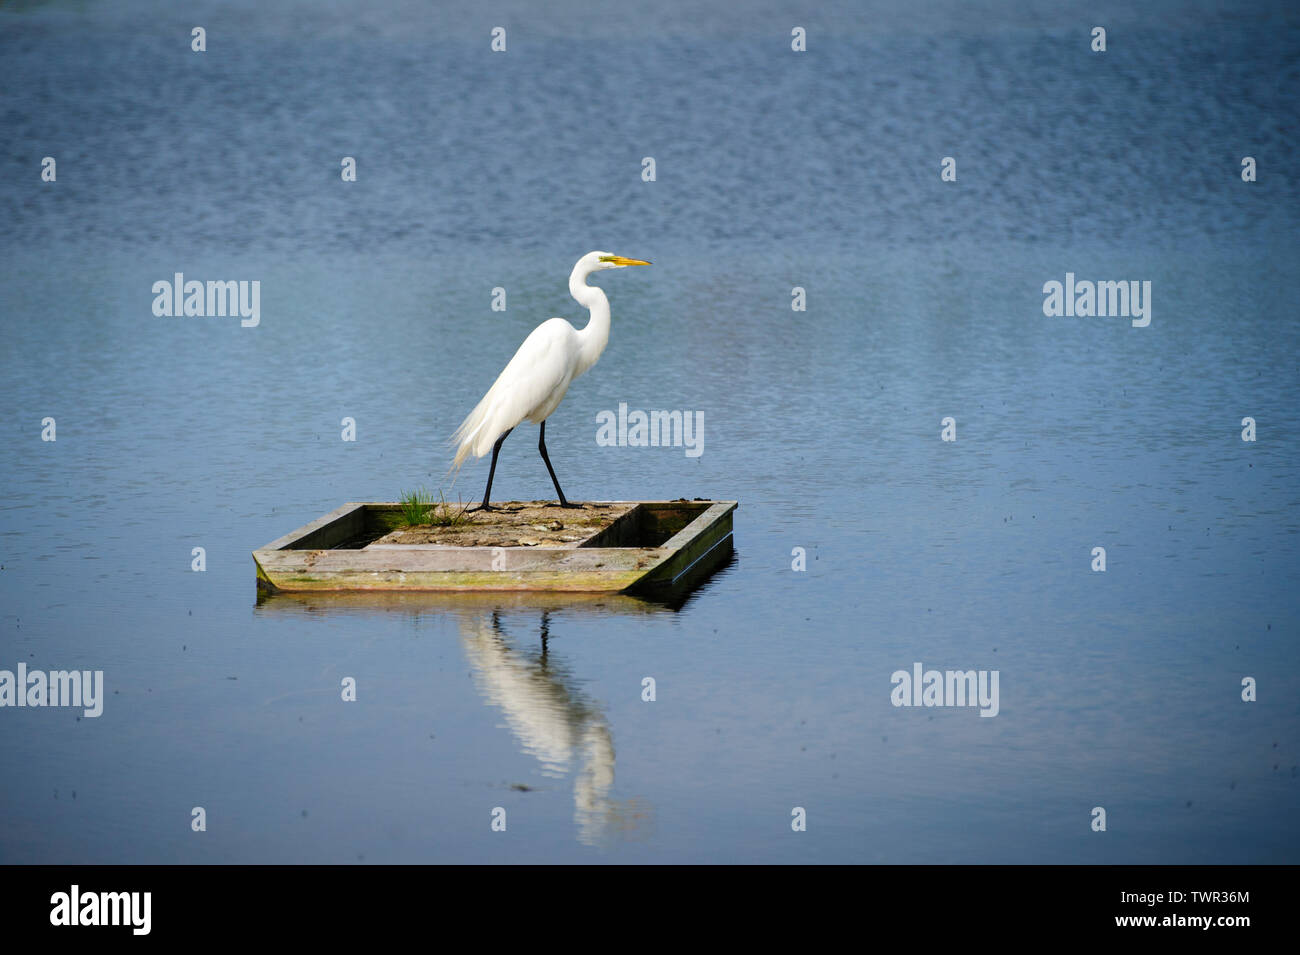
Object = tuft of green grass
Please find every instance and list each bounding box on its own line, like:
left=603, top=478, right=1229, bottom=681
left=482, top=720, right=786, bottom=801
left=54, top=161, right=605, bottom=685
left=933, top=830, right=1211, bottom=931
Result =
left=396, top=487, right=469, bottom=527
left=397, top=487, right=434, bottom=526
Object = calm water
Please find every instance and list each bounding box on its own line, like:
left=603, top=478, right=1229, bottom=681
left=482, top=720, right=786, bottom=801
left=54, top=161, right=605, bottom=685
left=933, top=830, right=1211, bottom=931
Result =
left=1, top=0, right=1298, bottom=863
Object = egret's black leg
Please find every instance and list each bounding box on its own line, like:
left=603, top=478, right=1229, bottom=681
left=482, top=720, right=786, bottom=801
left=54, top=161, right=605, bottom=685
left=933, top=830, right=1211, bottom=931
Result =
left=538, top=421, right=583, bottom=509
left=467, top=428, right=512, bottom=513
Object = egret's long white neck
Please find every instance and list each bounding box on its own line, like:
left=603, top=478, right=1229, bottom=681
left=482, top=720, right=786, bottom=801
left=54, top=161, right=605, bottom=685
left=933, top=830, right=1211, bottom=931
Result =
left=569, top=261, right=610, bottom=377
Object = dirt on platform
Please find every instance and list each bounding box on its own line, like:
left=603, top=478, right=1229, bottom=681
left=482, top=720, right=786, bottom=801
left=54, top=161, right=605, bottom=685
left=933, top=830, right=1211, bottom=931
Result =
left=369, top=501, right=635, bottom=548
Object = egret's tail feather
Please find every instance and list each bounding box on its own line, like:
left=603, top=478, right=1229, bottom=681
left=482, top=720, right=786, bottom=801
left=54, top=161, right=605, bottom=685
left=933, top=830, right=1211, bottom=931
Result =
left=449, top=386, right=498, bottom=475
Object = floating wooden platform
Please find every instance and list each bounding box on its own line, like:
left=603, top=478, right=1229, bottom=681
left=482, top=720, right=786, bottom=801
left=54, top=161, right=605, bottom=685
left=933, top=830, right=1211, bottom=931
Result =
left=254, top=500, right=737, bottom=596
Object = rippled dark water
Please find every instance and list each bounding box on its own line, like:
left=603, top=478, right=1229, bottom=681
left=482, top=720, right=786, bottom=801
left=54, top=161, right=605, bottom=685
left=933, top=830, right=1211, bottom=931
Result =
left=1, top=0, right=1298, bottom=862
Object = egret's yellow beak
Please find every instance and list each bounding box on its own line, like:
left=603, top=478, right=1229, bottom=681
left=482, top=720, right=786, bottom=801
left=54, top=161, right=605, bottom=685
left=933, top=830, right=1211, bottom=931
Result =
left=600, top=255, right=651, bottom=266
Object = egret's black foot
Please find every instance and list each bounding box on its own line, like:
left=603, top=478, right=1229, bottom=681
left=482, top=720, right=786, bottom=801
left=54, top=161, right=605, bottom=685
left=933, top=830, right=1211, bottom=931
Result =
left=465, top=503, right=497, bottom=513
left=557, top=501, right=585, bottom=510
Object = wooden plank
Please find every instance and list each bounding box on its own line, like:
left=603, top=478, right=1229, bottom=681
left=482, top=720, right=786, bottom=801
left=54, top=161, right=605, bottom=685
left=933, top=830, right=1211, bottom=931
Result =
left=256, top=502, right=367, bottom=552
left=255, top=546, right=657, bottom=574
left=255, top=541, right=665, bottom=593
left=657, top=502, right=737, bottom=552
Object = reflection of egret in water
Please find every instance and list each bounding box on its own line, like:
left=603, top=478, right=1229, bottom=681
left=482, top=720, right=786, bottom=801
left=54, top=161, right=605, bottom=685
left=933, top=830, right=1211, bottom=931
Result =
left=459, top=610, right=650, bottom=846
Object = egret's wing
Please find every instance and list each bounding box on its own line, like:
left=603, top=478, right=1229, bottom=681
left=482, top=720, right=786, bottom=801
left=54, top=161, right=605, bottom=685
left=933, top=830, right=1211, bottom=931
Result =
left=451, top=318, right=576, bottom=469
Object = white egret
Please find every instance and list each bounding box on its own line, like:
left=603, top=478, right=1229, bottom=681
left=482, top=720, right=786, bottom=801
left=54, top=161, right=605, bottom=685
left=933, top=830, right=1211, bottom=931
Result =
left=451, top=251, right=651, bottom=511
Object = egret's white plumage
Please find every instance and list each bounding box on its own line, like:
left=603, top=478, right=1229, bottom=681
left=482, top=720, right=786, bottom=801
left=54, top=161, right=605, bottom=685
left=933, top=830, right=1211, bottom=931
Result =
left=450, top=251, right=649, bottom=507
left=451, top=316, right=580, bottom=469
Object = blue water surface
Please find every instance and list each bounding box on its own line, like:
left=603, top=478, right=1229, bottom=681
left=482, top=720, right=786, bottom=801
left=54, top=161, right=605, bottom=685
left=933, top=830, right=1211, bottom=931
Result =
left=1, top=0, right=1297, bottom=862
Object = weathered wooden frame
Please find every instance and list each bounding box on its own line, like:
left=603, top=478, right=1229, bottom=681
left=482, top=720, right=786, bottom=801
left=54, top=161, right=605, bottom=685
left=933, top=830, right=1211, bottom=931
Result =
left=253, top=500, right=737, bottom=595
